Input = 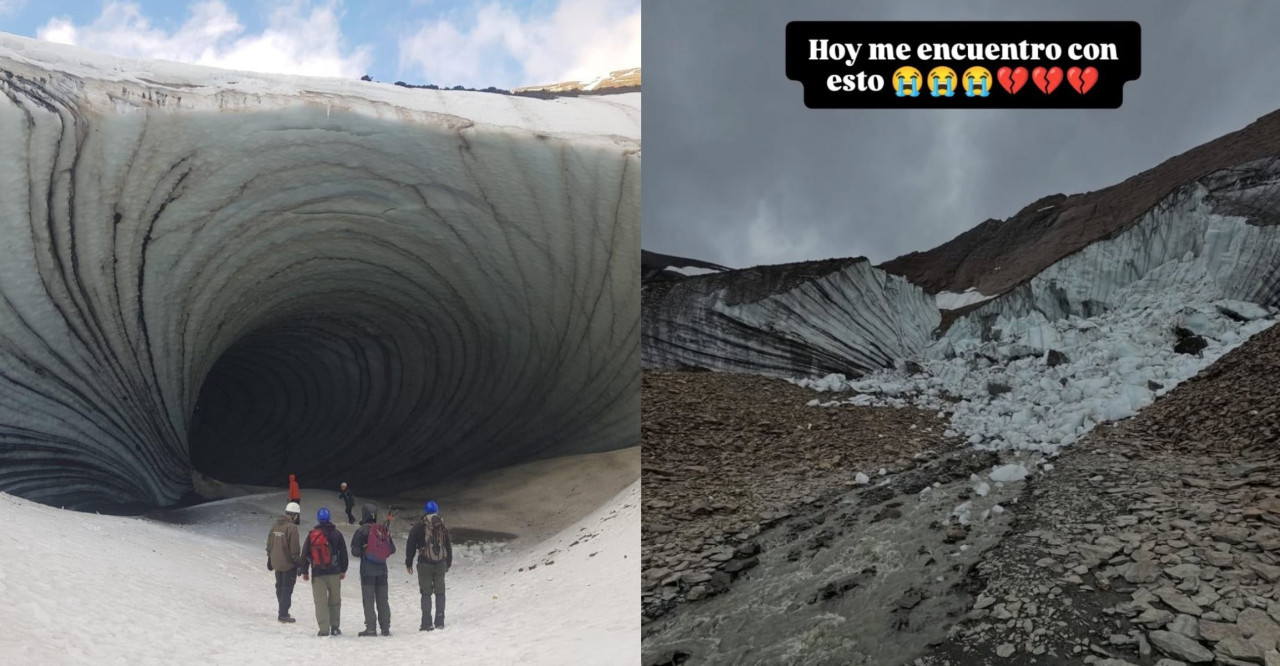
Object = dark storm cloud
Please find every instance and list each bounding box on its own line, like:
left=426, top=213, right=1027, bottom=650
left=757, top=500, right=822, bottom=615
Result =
left=643, top=0, right=1280, bottom=269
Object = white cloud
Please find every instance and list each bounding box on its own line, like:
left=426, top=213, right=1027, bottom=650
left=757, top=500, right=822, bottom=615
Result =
left=35, top=0, right=373, bottom=78
left=398, top=0, right=640, bottom=89
left=738, top=199, right=826, bottom=267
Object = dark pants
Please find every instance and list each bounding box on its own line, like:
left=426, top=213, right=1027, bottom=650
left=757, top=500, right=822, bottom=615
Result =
left=361, top=575, right=390, bottom=631
left=345, top=506, right=356, bottom=524
left=418, top=561, right=447, bottom=626
left=275, top=569, right=298, bottom=618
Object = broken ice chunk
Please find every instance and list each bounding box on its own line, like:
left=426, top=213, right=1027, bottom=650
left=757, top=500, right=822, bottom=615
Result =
left=989, top=464, right=1029, bottom=482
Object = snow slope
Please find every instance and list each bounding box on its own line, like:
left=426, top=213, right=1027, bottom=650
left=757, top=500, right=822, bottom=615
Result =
left=0, top=33, right=640, bottom=507
left=0, top=480, right=638, bottom=665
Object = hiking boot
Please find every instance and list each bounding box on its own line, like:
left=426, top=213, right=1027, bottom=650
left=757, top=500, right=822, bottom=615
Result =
left=278, top=615, right=296, bottom=623
left=420, top=624, right=434, bottom=632
left=434, top=618, right=444, bottom=629
left=331, top=627, right=341, bottom=636
left=381, top=628, right=390, bottom=636
left=317, top=630, right=330, bottom=637
left=358, top=628, right=378, bottom=637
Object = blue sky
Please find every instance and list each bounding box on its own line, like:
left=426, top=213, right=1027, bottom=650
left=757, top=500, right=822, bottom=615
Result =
left=0, top=0, right=639, bottom=88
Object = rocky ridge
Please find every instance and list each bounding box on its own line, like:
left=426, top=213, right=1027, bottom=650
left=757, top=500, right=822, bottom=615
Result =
left=880, top=108, right=1280, bottom=298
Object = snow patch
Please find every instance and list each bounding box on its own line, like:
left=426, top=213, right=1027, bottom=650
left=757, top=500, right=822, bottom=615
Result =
left=667, top=265, right=724, bottom=277
left=935, top=288, right=996, bottom=311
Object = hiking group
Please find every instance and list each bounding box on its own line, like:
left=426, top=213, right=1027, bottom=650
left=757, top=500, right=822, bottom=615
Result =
left=265, top=479, right=453, bottom=637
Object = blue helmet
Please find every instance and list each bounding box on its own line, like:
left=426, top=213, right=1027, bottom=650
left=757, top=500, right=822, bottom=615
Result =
left=317, top=507, right=331, bottom=522
left=424, top=501, right=439, bottom=514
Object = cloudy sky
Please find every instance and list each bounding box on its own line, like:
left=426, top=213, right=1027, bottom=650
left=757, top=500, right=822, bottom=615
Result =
left=644, top=0, right=1280, bottom=268
left=0, top=0, right=639, bottom=89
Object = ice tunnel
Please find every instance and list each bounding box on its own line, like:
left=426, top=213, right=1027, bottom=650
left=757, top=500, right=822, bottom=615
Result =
left=0, top=35, right=640, bottom=508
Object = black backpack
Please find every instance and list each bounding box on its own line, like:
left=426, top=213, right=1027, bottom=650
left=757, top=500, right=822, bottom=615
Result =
left=419, top=514, right=447, bottom=564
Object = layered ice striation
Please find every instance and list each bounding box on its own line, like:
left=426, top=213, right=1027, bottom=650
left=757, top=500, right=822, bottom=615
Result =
left=799, top=160, right=1280, bottom=454
left=642, top=258, right=940, bottom=377
left=0, top=35, right=640, bottom=507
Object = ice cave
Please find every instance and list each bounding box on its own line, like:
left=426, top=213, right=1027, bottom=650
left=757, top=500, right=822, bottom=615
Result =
left=0, top=35, right=641, bottom=508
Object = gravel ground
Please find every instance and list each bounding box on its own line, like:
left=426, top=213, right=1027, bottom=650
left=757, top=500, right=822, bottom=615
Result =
left=642, top=323, right=1280, bottom=666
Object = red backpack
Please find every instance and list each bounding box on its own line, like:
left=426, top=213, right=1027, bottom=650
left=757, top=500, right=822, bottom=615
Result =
left=365, top=524, right=392, bottom=563
left=307, top=528, right=331, bottom=568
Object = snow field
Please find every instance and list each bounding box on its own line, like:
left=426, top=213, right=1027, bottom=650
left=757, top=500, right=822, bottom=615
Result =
left=0, top=481, right=639, bottom=665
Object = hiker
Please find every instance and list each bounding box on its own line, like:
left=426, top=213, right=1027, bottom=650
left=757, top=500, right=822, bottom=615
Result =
left=288, top=474, right=301, bottom=506
left=406, top=500, right=453, bottom=630
left=266, top=502, right=309, bottom=623
left=338, top=482, right=356, bottom=525
left=351, top=503, right=396, bottom=636
left=304, top=507, right=349, bottom=637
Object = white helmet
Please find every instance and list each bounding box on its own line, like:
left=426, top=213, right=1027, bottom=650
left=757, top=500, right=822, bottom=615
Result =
left=285, top=502, right=301, bottom=514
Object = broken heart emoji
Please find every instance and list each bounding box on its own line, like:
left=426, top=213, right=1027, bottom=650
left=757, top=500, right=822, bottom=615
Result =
left=1067, top=66, right=1099, bottom=94
left=1032, top=67, right=1063, bottom=94
left=996, top=66, right=1028, bottom=94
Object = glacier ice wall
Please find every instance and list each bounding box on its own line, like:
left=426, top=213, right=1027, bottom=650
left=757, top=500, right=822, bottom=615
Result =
left=0, top=35, right=640, bottom=507
left=641, top=259, right=939, bottom=377
left=941, top=158, right=1280, bottom=347
left=800, top=159, right=1280, bottom=455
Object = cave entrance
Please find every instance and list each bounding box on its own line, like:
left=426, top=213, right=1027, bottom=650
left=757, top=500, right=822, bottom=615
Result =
left=188, top=311, right=424, bottom=494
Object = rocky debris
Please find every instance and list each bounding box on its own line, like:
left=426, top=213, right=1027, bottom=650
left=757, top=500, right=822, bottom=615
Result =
left=943, top=524, right=968, bottom=544
left=920, top=319, right=1280, bottom=666
left=641, top=370, right=962, bottom=621
left=986, top=380, right=1013, bottom=396
left=1149, top=631, right=1213, bottom=662
left=1106, top=323, right=1280, bottom=457
left=1046, top=349, right=1069, bottom=367
left=643, top=439, right=1021, bottom=665
left=1174, top=333, right=1209, bottom=356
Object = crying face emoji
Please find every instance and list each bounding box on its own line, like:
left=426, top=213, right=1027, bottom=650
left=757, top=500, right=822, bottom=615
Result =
left=962, top=66, right=992, bottom=97
left=927, top=66, right=957, bottom=97
left=892, top=66, right=922, bottom=98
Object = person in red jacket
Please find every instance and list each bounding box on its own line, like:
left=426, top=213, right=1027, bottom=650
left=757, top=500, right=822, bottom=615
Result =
left=289, top=474, right=301, bottom=505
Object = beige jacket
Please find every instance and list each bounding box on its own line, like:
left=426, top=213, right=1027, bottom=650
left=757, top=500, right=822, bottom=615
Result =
left=266, top=516, right=307, bottom=573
